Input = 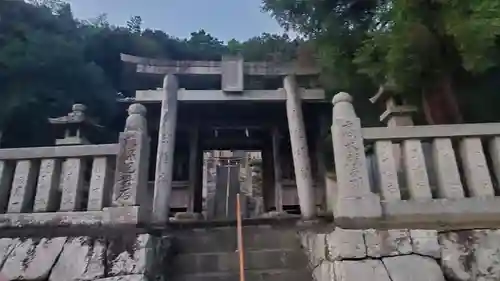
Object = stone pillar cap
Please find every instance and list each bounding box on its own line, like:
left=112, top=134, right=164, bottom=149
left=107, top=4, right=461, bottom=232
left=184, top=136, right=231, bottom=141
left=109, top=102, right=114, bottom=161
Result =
left=128, top=103, right=147, bottom=116
left=332, top=92, right=353, bottom=105
left=72, top=104, right=87, bottom=112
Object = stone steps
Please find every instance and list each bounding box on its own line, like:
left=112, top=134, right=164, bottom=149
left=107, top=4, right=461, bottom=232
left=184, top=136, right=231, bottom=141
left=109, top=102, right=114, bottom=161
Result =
left=170, top=225, right=312, bottom=281
left=172, top=269, right=311, bottom=281
left=174, top=249, right=308, bottom=274
left=172, top=226, right=301, bottom=253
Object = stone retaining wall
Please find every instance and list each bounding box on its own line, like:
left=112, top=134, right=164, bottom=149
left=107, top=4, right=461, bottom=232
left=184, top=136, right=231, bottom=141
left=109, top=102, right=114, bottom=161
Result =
left=0, top=233, right=171, bottom=281
left=300, top=227, right=500, bottom=281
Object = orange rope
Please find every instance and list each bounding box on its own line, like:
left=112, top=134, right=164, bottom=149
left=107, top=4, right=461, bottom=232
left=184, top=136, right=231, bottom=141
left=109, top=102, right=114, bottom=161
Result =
left=236, top=193, right=245, bottom=281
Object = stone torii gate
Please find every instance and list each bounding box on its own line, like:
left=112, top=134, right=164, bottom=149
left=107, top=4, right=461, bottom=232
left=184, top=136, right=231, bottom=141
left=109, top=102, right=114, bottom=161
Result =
left=120, top=54, right=331, bottom=224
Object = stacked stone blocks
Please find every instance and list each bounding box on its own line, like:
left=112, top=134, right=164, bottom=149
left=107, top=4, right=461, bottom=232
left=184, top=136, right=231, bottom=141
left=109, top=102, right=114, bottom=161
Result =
left=301, top=227, right=500, bottom=281
left=0, top=233, right=171, bottom=281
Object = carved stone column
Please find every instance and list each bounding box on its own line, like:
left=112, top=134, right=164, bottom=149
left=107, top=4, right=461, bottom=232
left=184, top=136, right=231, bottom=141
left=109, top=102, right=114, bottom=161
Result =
left=284, top=75, right=315, bottom=219
left=112, top=103, right=150, bottom=222
left=331, top=92, right=381, bottom=223
left=152, top=74, right=179, bottom=224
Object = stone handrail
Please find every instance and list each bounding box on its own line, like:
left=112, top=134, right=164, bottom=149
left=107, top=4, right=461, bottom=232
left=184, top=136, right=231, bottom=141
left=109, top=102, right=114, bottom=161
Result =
left=362, top=123, right=500, bottom=141
left=331, top=92, right=500, bottom=229
left=0, top=104, right=151, bottom=230
left=0, top=144, right=118, bottom=214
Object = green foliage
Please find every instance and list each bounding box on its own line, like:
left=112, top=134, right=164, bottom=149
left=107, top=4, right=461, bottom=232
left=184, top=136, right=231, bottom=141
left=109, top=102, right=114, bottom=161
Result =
left=0, top=0, right=116, bottom=147
left=353, top=0, right=500, bottom=94
left=228, top=33, right=300, bottom=62
left=263, top=0, right=500, bottom=108
left=0, top=0, right=301, bottom=147
left=127, top=16, right=142, bottom=34
left=262, top=0, right=383, bottom=100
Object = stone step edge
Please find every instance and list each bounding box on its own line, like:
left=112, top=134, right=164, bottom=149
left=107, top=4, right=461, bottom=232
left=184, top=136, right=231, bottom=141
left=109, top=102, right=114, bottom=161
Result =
left=172, top=229, right=301, bottom=236
left=175, top=248, right=304, bottom=256
left=173, top=268, right=310, bottom=278
left=174, top=244, right=303, bottom=254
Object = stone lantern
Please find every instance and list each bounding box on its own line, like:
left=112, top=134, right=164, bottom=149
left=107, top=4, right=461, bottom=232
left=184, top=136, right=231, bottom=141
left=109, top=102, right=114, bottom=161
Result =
left=369, top=82, right=417, bottom=127
left=48, top=104, right=101, bottom=146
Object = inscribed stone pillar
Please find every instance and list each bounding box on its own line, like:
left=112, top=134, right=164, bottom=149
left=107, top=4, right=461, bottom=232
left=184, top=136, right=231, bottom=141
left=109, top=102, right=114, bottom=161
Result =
left=331, top=92, right=382, bottom=222
left=112, top=104, right=149, bottom=209
left=283, top=75, right=315, bottom=219
left=152, top=74, right=179, bottom=224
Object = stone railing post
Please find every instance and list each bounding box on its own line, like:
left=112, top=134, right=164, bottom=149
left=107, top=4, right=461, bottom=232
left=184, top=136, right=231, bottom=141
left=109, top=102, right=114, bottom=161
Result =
left=331, top=92, right=382, bottom=224
left=111, top=103, right=150, bottom=222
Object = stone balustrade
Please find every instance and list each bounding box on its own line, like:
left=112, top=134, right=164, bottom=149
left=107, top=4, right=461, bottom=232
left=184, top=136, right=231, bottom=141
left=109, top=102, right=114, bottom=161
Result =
left=0, top=103, right=151, bottom=230
left=331, top=92, right=500, bottom=229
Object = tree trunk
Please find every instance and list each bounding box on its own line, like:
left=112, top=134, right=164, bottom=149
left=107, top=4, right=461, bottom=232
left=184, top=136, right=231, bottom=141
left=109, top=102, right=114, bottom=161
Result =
left=422, top=75, right=463, bottom=124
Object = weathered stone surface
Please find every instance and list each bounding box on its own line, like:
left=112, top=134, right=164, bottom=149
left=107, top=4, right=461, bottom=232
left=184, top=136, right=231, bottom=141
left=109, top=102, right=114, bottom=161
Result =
left=8, top=160, right=38, bottom=213
left=59, top=158, right=85, bottom=211
left=383, top=255, right=445, bottom=281
left=152, top=75, right=178, bottom=224
left=0, top=238, right=19, bottom=267
left=107, top=234, right=169, bottom=279
left=49, top=237, right=106, bottom=281
left=300, top=231, right=327, bottom=268
left=221, top=55, right=244, bottom=92
left=284, top=75, right=315, bottom=219
left=88, top=156, right=113, bottom=211
left=474, top=230, right=500, bottom=281
left=374, top=140, right=401, bottom=201
left=114, top=130, right=149, bottom=210
left=440, top=230, right=500, bottom=281
left=334, top=259, right=391, bottom=281
left=173, top=212, right=203, bottom=221
left=432, top=138, right=464, bottom=199
left=326, top=228, right=365, bottom=260
left=331, top=92, right=382, bottom=221
left=103, top=206, right=145, bottom=225
left=410, top=230, right=440, bottom=258
left=365, top=229, right=411, bottom=257
left=459, top=138, right=495, bottom=197
left=94, top=275, right=147, bottom=281
left=402, top=139, right=432, bottom=200
left=312, top=260, right=335, bottom=281
left=34, top=158, right=62, bottom=212
left=108, top=234, right=150, bottom=276
left=0, top=211, right=104, bottom=229
left=2, top=237, right=67, bottom=280
left=440, top=231, right=475, bottom=281
left=382, top=196, right=500, bottom=227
